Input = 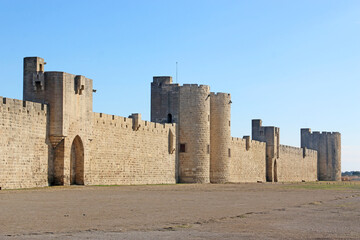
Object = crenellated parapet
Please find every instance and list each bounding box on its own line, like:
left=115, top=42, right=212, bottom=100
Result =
left=279, top=144, right=317, bottom=158
left=92, top=112, right=176, bottom=134
left=0, top=96, right=47, bottom=115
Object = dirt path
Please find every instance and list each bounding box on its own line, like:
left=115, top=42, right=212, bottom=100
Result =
left=0, top=183, right=359, bottom=239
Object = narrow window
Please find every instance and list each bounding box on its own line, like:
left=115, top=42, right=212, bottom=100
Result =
left=180, top=144, right=186, bottom=153
left=229, top=120, right=231, bottom=126
left=207, top=145, right=210, bottom=154
left=35, top=81, right=42, bottom=91
left=168, top=130, right=175, bottom=154
left=167, top=113, right=172, bottom=123
left=39, top=64, right=43, bottom=72
left=228, top=148, right=231, bottom=157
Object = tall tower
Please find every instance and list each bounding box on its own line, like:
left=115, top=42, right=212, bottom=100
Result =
left=178, top=84, right=210, bottom=183
left=252, top=119, right=280, bottom=182
left=23, top=57, right=46, bottom=103
left=301, top=129, right=341, bottom=181
left=210, top=92, right=231, bottom=183
left=150, top=78, right=211, bottom=183
left=151, top=76, right=180, bottom=123
left=23, top=57, right=93, bottom=186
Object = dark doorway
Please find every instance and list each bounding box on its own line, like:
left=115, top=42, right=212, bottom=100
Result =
left=167, top=113, right=172, bottom=123
left=70, top=136, right=84, bottom=185
left=274, top=160, right=278, bottom=182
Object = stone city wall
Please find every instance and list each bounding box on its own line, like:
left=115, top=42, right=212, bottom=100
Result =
left=88, top=112, right=177, bottom=185
left=0, top=97, right=50, bottom=189
left=229, top=137, right=266, bottom=183
left=276, top=145, right=317, bottom=182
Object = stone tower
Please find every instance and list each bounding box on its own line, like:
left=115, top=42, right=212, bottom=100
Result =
left=23, top=57, right=93, bottom=186
left=179, top=84, right=210, bottom=183
left=151, top=76, right=179, bottom=124
left=252, top=119, right=280, bottom=182
left=23, top=57, right=46, bottom=103
left=301, top=129, right=341, bottom=181
left=151, top=77, right=211, bottom=183
left=210, top=92, right=231, bottom=183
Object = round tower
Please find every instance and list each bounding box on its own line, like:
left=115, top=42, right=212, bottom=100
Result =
left=210, top=92, right=232, bottom=183
left=329, top=132, right=341, bottom=181
left=178, top=84, right=210, bottom=183
left=318, top=132, right=342, bottom=181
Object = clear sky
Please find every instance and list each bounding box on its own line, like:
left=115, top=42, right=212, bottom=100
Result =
left=0, top=0, right=359, bottom=171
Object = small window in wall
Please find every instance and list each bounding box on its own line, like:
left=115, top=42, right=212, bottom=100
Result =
left=167, top=113, right=172, bottom=123
left=39, top=64, right=43, bottom=72
left=168, top=130, right=175, bottom=154
left=207, top=145, right=210, bottom=154
left=229, top=121, right=231, bottom=126
left=35, top=81, right=42, bottom=91
left=228, top=148, right=231, bottom=157
left=180, top=144, right=186, bottom=153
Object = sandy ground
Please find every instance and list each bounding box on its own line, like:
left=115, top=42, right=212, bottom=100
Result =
left=0, top=182, right=359, bottom=239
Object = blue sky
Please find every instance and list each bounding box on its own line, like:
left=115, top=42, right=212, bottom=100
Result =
left=0, top=0, right=359, bottom=171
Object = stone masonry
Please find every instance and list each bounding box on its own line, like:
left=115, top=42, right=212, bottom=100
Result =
left=0, top=57, right=341, bottom=189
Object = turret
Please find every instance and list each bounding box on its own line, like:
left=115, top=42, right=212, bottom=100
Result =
left=151, top=76, right=180, bottom=124
left=23, top=57, right=46, bottom=103
left=150, top=78, right=211, bottom=183
left=210, top=92, right=231, bottom=183
left=301, top=129, right=341, bottom=181
left=178, top=84, right=210, bottom=183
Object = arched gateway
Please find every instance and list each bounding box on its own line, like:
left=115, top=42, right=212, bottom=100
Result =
left=70, top=136, right=84, bottom=185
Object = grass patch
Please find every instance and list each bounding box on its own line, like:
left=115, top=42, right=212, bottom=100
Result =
left=92, top=183, right=177, bottom=187
left=175, top=224, right=192, bottom=229
left=282, top=182, right=360, bottom=191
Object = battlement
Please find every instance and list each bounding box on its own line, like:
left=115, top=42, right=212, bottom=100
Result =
left=181, top=84, right=210, bottom=91
left=210, top=92, right=231, bottom=101
left=279, top=144, right=317, bottom=157
left=301, top=128, right=340, bottom=136
left=152, top=76, right=210, bottom=90
left=0, top=96, right=47, bottom=114
left=45, top=71, right=92, bottom=82
left=231, top=136, right=266, bottom=148
left=210, top=92, right=231, bottom=97
left=45, top=71, right=65, bottom=74
left=93, top=112, right=176, bottom=134
left=231, top=137, right=246, bottom=143
left=153, top=76, right=173, bottom=85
